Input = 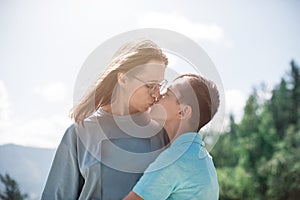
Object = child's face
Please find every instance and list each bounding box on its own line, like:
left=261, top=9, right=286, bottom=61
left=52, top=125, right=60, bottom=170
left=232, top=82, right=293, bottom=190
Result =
left=155, top=78, right=187, bottom=122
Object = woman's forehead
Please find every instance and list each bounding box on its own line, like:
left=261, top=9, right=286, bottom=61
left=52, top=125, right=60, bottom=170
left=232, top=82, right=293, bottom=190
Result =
left=126, top=63, right=165, bottom=81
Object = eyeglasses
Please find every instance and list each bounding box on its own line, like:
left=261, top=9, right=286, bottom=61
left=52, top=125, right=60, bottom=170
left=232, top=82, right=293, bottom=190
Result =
left=131, top=75, right=168, bottom=95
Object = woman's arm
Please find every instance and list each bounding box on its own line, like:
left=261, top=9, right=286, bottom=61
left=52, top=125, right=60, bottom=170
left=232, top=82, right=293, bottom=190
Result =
left=41, top=125, right=84, bottom=199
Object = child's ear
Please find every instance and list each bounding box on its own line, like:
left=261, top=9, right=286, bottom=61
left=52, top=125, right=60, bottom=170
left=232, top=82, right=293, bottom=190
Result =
left=178, top=105, right=192, bottom=119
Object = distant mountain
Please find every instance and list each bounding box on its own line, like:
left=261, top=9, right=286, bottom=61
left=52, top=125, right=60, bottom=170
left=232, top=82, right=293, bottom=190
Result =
left=0, top=144, right=56, bottom=200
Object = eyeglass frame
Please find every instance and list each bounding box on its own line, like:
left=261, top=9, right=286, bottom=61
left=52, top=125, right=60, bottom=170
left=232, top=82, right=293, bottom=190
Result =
left=130, top=75, right=168, bottom=95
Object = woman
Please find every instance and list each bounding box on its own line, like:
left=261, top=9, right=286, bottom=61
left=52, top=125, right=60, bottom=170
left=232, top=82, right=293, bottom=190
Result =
left=41, top=39, right=169, bottom=199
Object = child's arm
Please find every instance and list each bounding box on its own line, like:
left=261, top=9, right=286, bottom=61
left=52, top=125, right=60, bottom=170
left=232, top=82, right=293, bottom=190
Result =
left=123, top=191, right=143, bottom=200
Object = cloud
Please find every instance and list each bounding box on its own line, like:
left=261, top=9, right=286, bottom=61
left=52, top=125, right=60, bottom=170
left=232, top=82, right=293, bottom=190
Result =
left=34, top=82, right=68, bottom=103
left=0, top=81, right=72, bottom=148
left=0, top=81, right=12, bottom=140
left=0, top=80, right=11, bottom=121
left=0, top=115, right=72, bottom=148
left=225, top=89, right=247, bottom=123
left=137, top=12, right=224, bottom=43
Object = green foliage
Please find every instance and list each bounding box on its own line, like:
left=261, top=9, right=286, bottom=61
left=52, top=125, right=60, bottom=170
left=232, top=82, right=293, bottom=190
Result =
left=217, top=166, right=256, bottom=200
left=212, top=60, right=300, bottom=200
left=0, top=173, right=27, bottom=200
left=211, top=114, right=239, bottom=168
left=260, top=126, right=300, bottom=200
left=269, top=78, right=292, bottom=138
left=289, top=60, right=300, bottom=127
left=238, top=91, right=260, bottom=136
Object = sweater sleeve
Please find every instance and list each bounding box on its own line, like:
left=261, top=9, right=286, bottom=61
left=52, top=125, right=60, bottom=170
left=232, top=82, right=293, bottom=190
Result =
left=41, top=124, right=84, bottom=200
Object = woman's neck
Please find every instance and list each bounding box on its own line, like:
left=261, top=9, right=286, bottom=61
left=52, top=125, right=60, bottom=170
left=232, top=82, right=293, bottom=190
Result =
left=102, top=103, right=139, bottom=116
left=102, top=85, right=140, bottom=115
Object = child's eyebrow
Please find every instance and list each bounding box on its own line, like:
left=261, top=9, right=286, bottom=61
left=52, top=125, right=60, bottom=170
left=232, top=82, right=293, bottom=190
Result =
left=167, top=87, right=176, bottom=94
left=167, top=87, right=182, bottom=100
left=165, top=88, right=172, bottom=95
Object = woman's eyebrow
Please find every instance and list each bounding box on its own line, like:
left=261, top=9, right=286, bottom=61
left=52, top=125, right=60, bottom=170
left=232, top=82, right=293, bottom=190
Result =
left=147, top=80, right=160, bottom=83
left=141, top=79, right=160, bottom=84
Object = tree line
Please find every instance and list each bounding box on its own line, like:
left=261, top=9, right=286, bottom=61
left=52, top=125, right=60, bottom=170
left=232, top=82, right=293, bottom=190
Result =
left=211, top=60, right=300, bottom=200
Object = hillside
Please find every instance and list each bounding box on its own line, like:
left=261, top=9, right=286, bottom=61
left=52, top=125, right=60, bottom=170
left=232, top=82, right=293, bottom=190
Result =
left=0, top=144, right=55, bottom=200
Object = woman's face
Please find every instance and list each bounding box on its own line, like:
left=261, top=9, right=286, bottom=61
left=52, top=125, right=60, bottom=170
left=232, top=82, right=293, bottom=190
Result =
left=127, top=59, right=166, bottom=113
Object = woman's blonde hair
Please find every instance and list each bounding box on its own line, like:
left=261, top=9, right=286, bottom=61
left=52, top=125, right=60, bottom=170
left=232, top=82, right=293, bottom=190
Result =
left=70, top=39, right=168, bottom=124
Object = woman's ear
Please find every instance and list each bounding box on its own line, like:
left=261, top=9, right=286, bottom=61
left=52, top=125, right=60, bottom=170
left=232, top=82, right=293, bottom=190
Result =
left=178, top=105, right=192, bottom=120
left=117, top=72, right=127, bottom=85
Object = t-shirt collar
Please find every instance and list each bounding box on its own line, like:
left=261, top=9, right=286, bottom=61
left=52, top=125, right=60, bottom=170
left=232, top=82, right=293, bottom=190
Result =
left=172, top=132, right=204, bottom=147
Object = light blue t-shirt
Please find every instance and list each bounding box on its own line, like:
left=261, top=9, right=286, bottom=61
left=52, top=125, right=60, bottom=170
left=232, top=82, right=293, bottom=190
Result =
left=133, top=132, right=219, bottom=200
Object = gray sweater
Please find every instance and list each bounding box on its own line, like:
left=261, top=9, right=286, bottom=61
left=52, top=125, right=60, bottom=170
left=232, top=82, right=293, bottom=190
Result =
left=41, top=108, right=169, bottom=200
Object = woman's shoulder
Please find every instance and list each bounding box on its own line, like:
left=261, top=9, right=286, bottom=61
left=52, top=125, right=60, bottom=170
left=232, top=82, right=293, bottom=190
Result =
left=61, top=123, right=77, bottom=142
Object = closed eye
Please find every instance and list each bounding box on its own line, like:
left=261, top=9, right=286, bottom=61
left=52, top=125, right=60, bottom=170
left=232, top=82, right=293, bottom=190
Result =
left=146, top=83, right=158, bottom=89
left=161, top=89, right=171, bottom=98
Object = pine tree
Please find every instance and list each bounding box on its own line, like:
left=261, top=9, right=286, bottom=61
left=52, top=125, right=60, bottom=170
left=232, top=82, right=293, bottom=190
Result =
left=269, top=78, right=292, bottom=138
left=211, top=114, right=239, bottom=168
left=0, top=173, right=28, bottom=200
left=289, top=60, right=300, bottom=129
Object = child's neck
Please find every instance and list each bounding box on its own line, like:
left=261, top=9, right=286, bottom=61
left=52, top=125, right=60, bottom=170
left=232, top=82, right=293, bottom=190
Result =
left=164, top=121, right=193, bottom=143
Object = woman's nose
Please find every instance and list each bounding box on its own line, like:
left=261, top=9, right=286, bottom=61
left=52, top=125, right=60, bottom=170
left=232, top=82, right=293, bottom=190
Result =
left=151, top=89, right=164, bottom=103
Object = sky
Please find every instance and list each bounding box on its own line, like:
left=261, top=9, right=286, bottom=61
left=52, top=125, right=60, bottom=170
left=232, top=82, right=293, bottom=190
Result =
left=1, top=0, right=300, bottom=148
